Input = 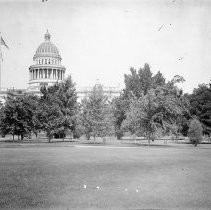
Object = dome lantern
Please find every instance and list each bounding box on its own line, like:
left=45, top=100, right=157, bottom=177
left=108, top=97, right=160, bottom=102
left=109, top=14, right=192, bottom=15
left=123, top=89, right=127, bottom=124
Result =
left=44, top=30, right=51, bottom=41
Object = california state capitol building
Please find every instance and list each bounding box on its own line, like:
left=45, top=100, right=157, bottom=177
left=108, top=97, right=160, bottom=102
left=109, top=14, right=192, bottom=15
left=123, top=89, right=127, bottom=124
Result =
left=0, top=31, right=121, bottom=101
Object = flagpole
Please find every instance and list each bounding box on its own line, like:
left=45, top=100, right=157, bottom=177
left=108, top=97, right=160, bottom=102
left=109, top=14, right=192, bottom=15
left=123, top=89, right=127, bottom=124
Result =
left=0, top=32, right=1, bottom=91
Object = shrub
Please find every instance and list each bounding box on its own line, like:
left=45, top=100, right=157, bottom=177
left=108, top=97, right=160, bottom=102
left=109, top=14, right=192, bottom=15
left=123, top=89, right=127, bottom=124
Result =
left=188, top=119, right=203, bottom=146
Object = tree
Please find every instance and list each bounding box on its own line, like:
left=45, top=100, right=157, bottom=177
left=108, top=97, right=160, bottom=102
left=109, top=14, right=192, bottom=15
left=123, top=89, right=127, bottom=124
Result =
left=188, top=119, right=203, bottom=146
left=113, top=64, right=167, bottom=140
left=39, top=75, right=77, bottom=142
left=22, top=95, right=41, bottom=138
left=37, top=96, right=64, bottom=142
left=72, top=109, right=84, bottom=139
left=0, top=97, right=35, bottom=141
left=122, top=76, right=189, bottom=145
left=188, top=83, right=211, bottom=135
left=111, top=94, right=128, bottom=139
left=80, top=84, right=114, bottom=140
left=56, top=75, right=78, bottom=139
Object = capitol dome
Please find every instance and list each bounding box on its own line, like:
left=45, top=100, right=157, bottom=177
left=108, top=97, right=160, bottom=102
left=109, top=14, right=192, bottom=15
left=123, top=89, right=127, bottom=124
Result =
left=33, top=31, right=61, bottom=60
left=28, top=31, right=66, bottom=94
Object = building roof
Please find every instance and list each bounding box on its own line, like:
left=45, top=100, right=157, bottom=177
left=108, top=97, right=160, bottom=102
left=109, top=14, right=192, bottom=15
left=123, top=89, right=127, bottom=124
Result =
left=33, top=30, right=61, bottom=60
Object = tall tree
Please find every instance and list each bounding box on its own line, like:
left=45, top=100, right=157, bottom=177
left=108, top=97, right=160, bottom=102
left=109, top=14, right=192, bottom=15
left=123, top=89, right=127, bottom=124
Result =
left=38, top=75, right=78, bottom=142
left=81, top=84, right=114, bottom=140
left=122, top=76, right=189, bottom=145
left=0, top=97, right=36, bottom=140
left=113, top=64, right=166, bottom=139
left=56, top=75, right=78, bottom=139
left=37, top=94, right=64, bottom=142
left=188, top=83, right=211, bottom=135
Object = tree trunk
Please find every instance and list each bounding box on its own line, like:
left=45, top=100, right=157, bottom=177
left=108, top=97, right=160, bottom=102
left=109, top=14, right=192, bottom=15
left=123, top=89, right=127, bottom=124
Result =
left=13, top=135, right=14, bottom=142
left=94, top=132, right=96, bottom=142
left=148, top=138, right=150, bottom=146
left=48, top=132, right=51, bottom=143
left=147, top=134, right=150, bottom=146
left=63, top=132, right=65, bottom=142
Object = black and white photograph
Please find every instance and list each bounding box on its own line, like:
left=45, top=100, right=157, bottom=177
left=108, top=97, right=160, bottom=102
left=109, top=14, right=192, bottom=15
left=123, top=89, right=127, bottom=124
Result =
left=0, top=0, right=211, bottom=209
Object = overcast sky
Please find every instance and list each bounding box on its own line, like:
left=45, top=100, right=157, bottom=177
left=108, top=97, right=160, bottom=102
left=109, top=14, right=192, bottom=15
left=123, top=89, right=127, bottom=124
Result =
left=0, top=0, right=210, bottom=93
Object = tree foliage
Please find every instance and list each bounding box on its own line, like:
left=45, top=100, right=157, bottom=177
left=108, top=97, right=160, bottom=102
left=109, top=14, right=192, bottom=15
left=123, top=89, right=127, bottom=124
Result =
left=121, top=75, right=189, bottom=144
left=0, top=96, right=39, bottom=140
left=188, top=83, right=211, bottom=135
left=80, top=84, right=114, bottom=140
left=39, top=76, right=77, bottom=141
left=111, top=94, right=128, bottom=139
left=124, top=63, right=166, bottom=98
left=188, top=119, right=203, bottom=146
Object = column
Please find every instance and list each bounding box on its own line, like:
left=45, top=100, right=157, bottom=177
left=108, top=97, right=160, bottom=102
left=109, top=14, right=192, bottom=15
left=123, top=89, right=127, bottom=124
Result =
left=50, top=69, right=52, bottom=79
left=48, top=69, right=50, bottom=79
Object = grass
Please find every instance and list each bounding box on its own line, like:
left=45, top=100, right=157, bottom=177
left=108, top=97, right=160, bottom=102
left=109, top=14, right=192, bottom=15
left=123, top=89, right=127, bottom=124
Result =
left=0, top=142, right=211, bottom=209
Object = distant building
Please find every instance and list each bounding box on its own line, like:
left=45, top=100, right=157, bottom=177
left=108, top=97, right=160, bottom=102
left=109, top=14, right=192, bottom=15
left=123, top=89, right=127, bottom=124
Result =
left=27, top=30, right=66, bottom=95
left=77, top=84, right=121, bottom=101
left=0, top=88, right=27, bottom=103
left=0, top=31, right=121, bottom=101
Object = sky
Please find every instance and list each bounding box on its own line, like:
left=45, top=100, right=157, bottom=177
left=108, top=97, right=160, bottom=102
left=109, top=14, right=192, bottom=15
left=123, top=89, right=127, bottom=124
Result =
left=0, top=0, right=210, bottom=93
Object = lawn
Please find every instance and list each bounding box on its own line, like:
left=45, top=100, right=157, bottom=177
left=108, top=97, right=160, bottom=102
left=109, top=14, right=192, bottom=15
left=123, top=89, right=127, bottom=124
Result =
left=0, top=142, right=211, bottom=209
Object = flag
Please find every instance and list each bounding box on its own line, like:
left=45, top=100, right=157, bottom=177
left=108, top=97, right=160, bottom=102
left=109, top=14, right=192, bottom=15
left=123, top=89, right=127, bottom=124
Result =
left=0, top=36, right=9, bottom=62
left=1, top=37, right=9, bottom=49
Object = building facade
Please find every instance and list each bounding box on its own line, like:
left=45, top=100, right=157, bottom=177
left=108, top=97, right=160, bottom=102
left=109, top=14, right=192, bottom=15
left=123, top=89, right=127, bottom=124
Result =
left=28, top=31, right=66, bottom=94
left=77, top=85, right=121, bottom=101
left=0, top=31, right=121, bottom=101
